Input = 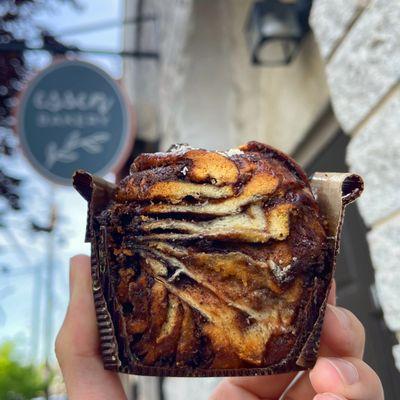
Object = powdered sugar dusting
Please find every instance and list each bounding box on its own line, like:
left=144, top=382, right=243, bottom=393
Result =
left=268, top=260, right=292, bottom=281
left=217, top=148, right=245, bottom=157
left=181, top=166, right=189, bottom=176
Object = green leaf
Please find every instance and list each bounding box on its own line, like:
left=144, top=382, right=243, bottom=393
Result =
left=0, top=341, right=48, bottom=400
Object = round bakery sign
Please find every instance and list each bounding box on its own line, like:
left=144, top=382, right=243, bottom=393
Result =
left=17, top=60, right=132, bottom=185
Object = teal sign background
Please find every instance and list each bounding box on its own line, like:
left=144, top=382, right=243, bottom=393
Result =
left=18, top=60, right=131, bottom=185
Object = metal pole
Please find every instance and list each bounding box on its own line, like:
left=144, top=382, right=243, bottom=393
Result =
left=1, top=224, right=33, bottom=266
left=55, top=15, right=157, bottom=37
left=44, top=187, right=56, bottom=399
left=0, top=43, right=159, bottom=59
left=30, top=265, right=42, bottom=363
left=0, top=223, right=39, bottom=363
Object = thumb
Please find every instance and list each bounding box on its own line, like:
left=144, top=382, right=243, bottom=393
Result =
left=55, top=255, right=126, bottom=400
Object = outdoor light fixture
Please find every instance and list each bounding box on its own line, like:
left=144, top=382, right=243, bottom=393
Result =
left=245, top=0, right=312, bottom=66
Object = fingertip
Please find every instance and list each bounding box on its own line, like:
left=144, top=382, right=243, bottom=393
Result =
left=69, top=254, right=90, bottom=280
left=61, top=254, right=99, bottom=359
left=321, top=305, right=365, bottom=358
left=324, top=304, right=350, bottom=333
left=70, top=254, right=90, bottom=267
left=314, top=394, right=346, bottom=400
left=69, top=254, right=91, bottom=296
left=327, top=280, right=336, bottom=305
left=310, top=357, right=344, bottom=393
left=311, top=357, right=384, bottom=400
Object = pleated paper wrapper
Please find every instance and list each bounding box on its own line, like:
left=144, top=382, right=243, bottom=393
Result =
left=73, top=171, right=363, bottom=377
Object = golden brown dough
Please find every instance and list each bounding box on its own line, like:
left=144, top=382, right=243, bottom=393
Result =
left=74, top=141, right=334, bottom=376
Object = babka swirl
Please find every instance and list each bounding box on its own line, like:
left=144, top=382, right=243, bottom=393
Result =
left=93, top=141, right=330, bottom=371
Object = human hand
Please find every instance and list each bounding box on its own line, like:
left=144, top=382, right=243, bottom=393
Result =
left=56, top=256, right=384, bottom=400
left=55, top=255, right=126, bottom=400
left=210, top=281, right=384, bottom=400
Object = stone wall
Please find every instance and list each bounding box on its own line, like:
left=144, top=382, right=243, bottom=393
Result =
left=122, top=0, right=160, bottom=143
left=159, top=0, right=330, bottom=153
left=122, top=1, right=400, bottom=398
left=227, top=1, right=330, bottom=154
left=311, top=0, right=400, bottom=368
left=122, top=0, right=193, bottom=145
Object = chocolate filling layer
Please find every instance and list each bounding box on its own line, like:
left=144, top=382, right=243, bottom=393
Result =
left=89, top=142, right=330, bottom=371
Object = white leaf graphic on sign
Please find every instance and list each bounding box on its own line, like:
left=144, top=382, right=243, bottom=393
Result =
left=80, top=132, right=110, bottom=154
left=45, top=130, right=111, bottom=168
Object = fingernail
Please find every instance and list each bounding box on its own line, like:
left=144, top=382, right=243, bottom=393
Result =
left=325, top=357, right=359, bottom=385
left=328, top=304, right=350, bottom=328
left=314, top=394, right=343, bottom=400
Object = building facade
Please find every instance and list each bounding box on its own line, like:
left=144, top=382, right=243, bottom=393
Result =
left=122, top=1, right=400, bottom=398
left=311, top=0, right=400, bottom=371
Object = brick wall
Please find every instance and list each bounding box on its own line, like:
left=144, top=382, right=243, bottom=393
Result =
left=311, top=0, right=400, bottom=369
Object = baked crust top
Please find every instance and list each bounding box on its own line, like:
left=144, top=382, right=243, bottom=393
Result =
left=91, top=141, right=330, bottom=372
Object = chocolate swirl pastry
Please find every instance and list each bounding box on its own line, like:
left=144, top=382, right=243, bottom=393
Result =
left=74, top=141, right=360, bottom=377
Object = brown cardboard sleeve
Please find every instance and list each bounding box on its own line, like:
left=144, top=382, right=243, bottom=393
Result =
left=73, top=170, right=363, bottom=377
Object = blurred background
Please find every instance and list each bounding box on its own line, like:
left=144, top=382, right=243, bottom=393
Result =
left=0, top=0, right=399, bottom=399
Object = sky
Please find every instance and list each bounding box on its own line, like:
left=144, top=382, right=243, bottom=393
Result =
left=0, top=0, right=125, bottom=365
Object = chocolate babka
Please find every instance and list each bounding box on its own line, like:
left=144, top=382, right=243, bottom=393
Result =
left=73, top=141, right=363, bottom=376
